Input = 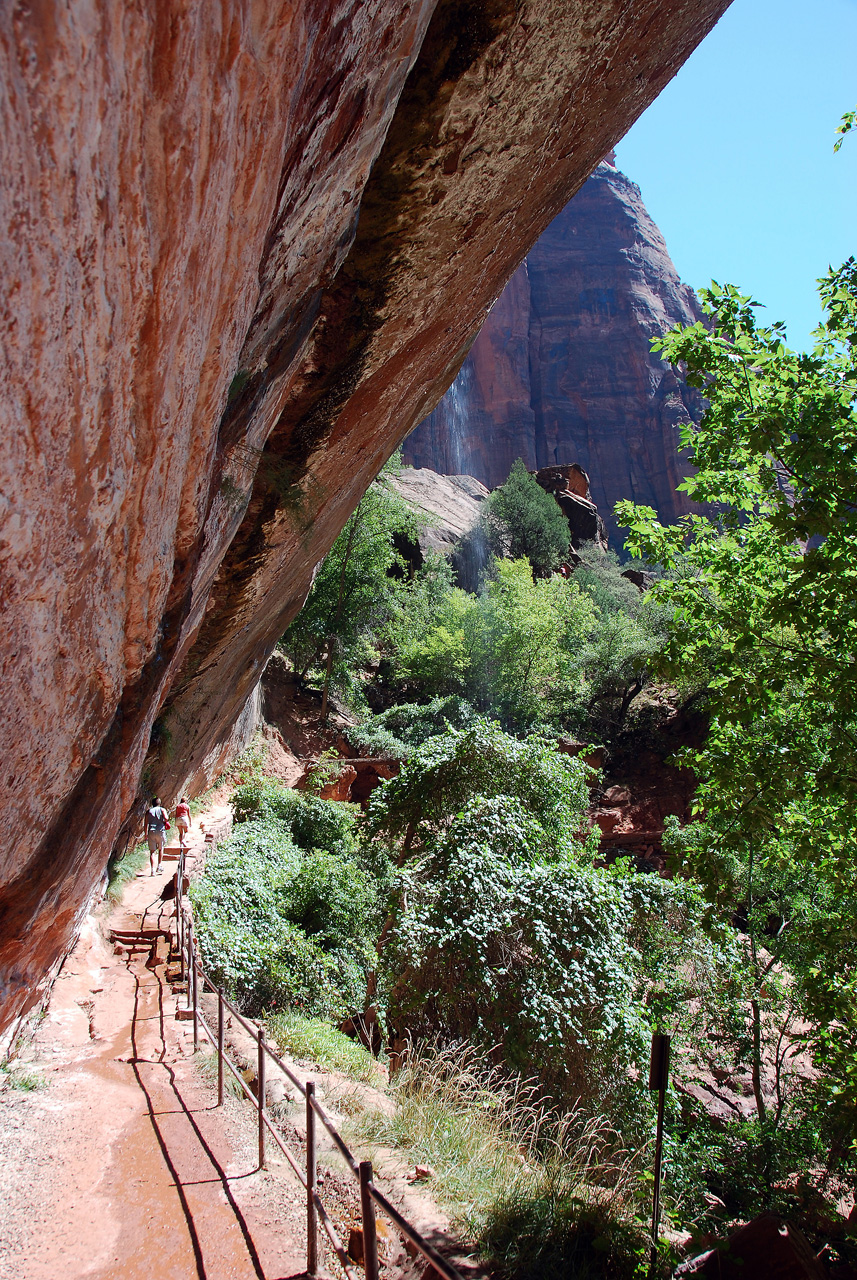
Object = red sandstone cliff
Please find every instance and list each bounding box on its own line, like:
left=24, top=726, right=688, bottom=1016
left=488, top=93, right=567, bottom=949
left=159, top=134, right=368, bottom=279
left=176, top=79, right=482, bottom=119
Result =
left=0, top=0, right=731, bottom=1034
left=403, top=153, right=705, bottom=544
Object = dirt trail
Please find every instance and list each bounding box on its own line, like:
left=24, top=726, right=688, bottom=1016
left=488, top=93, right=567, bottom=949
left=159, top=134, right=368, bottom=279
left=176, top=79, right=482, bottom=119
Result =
left=0, top=813, right=309, bottom=1280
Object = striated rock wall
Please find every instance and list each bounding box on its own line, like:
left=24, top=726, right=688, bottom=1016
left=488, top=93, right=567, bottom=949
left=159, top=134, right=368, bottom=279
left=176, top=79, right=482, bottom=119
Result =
left=0, top=0, right=731, bottom=1032
left=0, top=0, right=437, bottom=1030
left=404, top=153, right=706, bottom=544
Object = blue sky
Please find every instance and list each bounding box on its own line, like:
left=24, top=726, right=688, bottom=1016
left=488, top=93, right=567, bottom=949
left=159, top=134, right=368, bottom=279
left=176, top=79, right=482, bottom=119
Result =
left=615, top=0, right=857, bottom=352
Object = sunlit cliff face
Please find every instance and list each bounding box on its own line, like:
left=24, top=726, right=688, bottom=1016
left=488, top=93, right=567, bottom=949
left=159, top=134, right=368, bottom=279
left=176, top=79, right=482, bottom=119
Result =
left=0, top=0, right=731, bottom=1034
left=405, top=158, right=705, bottom=547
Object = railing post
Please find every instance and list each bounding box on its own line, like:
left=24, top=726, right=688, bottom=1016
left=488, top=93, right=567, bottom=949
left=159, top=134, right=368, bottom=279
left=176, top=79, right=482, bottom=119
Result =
left=176, top=846, right=185, bottom=966
left=217, top=987, right=225, bottom=1106
left=257, top=1025, right=266, bottom=1170
left=179, top=906, right=185, bottom=982
left=190, top=922, right=198, bottom=1052
left=306, top=1081, right=318, bottom=1277
left=649, top=1033, right=671, bottom=1277
left=359, top=1160, right=379, bottom=1280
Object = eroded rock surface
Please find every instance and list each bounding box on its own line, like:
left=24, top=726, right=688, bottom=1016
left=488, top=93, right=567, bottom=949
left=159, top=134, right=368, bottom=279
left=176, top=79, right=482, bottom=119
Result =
left=390, top=468, right=490, bottom=561
left=0, top=0, right=731, bottom=1032
left=404, top=153, right=706, bottom=543
left=534, top=464, right=608, bottom=550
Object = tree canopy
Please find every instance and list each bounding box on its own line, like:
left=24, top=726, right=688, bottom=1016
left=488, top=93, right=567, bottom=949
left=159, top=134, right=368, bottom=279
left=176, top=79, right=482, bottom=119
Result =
left=482, top=458, right=571, bottom=575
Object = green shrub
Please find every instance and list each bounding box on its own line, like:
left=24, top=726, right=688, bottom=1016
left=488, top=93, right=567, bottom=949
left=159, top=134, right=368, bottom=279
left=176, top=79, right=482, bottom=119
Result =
left=476, top=1187, right=656, bottom=1280
left=350, top=696, right=477, bottom=759
left=280, top=848, right=381, bottom=949
left=266, top=1011, right=380, bottom=1083
left=106, top=840, right=149, bottom=903
left=192, top=810, right=382, bottom=1019
left=231, top=781, right=359, bottom=858
left=386, top=809, right=650, bottom=1111
left=365, top=718, right=595, bottom=860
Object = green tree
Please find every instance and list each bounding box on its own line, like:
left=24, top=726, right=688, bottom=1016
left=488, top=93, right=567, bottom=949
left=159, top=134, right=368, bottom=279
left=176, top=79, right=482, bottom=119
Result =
left=573, top=543, right=671, bottom=736
left=618, top=266, right=857, bottom=870
left=366, top=721, right=728, bottom=1117
left=281, top=460, right=418, bottom=716
left=617, top=263, right=857, bottom=1174
left=482, top=459, right=571, bottom=576
left=473, top=557, right=594, bottom=728
left=384, top=556, right=476, bottom=697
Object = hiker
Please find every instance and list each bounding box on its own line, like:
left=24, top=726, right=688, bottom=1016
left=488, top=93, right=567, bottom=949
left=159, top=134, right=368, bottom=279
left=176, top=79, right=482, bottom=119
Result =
left=175, top=795, right=191, bottom=849
left=145, top=797, right=170, bottom=875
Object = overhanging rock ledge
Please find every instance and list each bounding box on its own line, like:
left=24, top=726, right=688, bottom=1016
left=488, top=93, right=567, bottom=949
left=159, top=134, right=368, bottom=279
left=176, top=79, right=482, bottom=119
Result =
left=0, top=0, right=731, bottom=1033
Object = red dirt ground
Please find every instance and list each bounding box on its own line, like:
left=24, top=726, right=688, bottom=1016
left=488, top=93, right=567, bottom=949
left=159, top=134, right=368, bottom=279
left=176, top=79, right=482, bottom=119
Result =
left=0, top=813, right=310, bottom=1280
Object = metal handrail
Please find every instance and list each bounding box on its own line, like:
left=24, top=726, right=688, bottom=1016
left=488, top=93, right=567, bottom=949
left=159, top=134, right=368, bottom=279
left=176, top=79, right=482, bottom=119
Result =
left=173, top=883, right=464, bottom=1280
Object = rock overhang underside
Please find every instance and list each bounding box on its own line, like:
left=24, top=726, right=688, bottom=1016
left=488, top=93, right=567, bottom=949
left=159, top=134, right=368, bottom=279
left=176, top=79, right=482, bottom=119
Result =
left=0, top=0, right=732, bottom=1033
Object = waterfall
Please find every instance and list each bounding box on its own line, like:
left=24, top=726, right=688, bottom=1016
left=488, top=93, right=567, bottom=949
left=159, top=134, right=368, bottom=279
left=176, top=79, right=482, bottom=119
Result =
left=434, top=359, right=475, bottom=475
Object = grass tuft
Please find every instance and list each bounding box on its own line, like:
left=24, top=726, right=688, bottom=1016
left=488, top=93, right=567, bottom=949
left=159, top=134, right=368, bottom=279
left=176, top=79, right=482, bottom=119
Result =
left=194, top=1047, right=243, bottom=1099
left=355, top=1041, right=659, bottom=1279
left=106, top=841, right=150, bottom=904
left=266, top=1012, right=381, bottom=1084
left=1, top=1063, right=46, bottom=1092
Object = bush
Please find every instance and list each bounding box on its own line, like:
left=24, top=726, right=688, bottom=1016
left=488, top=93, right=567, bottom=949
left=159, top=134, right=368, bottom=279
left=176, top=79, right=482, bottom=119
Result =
left=106, top=840, right=149, bottom=903
left=387, top=816, right=650, bottom=1110
left=267, top=1011, right=380, bottom=1083
left=350, top=696, right=477, bottom=759
left=364, top=718, right=595, bottom=860
left=191, top=812, right=378, bottom=1018
left=280, top=848, right=381, bottom=948
left=231, top=781, right=359, bottom=858
left=476, top=1188, right=657, bottom=1280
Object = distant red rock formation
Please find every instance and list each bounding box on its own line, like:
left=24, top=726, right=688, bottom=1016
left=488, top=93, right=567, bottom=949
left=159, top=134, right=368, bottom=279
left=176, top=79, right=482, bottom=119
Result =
left=404, top=158, right=705, bottom=546
left=533, top=464, right=607, bottom=550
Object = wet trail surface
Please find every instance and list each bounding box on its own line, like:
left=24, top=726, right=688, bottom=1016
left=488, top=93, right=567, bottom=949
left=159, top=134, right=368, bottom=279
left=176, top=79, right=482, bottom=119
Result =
left=0, top=823, right=309, bottom=1280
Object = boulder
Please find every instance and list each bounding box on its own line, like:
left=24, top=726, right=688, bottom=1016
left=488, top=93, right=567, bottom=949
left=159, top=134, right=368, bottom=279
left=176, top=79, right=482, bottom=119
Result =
left=675, top=1212, right=828, bottom=1279
left=534, top=464, right=608, bottom=549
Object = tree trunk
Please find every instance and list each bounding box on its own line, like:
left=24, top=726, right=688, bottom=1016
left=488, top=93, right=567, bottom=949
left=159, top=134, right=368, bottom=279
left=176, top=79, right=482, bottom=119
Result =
left=750, top=996, right=767, bottom=1124
left=320, top=644, right=334, bottom=723
left=747, top=840, right=767, bottom=1124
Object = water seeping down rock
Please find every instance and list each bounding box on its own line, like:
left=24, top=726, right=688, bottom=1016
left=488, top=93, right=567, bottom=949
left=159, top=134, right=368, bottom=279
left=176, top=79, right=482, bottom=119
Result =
left=404, top=153, right=706, bottom=544
left=0, top=0, right=731, bottom=1034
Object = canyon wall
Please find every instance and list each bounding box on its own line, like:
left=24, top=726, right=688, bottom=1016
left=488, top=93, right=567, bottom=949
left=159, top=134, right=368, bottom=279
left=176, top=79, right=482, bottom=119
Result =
left=0, top=0, right=731, bottom=1034
left=404, top=153, right=705, bottom=544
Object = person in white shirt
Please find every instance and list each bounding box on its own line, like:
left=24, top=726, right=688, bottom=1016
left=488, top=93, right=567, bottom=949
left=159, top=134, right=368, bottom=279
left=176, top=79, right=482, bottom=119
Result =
left=145, top=798, right=170, bottom=875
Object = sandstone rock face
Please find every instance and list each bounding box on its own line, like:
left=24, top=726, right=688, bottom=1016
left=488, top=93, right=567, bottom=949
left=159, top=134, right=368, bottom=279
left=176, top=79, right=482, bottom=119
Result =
left=404, top=154, right=706, bottom=544
left=534, top=464, right=608, bottom=550
left=589, top=704, right=706, bottom=861
left=0, top=0, right=436, bottom=1032
left=0, top=0, right=731, bottom=1032
left=389, top=468, right=490, bottom=560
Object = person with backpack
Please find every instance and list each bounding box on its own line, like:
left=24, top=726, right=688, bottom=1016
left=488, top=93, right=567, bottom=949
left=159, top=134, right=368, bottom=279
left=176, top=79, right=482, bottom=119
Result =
left=145, top=797, right=170, bottom=875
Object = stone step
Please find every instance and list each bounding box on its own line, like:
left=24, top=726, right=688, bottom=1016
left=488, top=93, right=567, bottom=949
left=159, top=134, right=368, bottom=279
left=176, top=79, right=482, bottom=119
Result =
left=110, top=928, right=170, bottom=941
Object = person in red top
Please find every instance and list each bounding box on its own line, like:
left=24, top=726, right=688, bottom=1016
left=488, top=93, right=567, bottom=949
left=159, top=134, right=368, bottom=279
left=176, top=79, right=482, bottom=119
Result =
left=175, top=795, right=191, bottom=849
